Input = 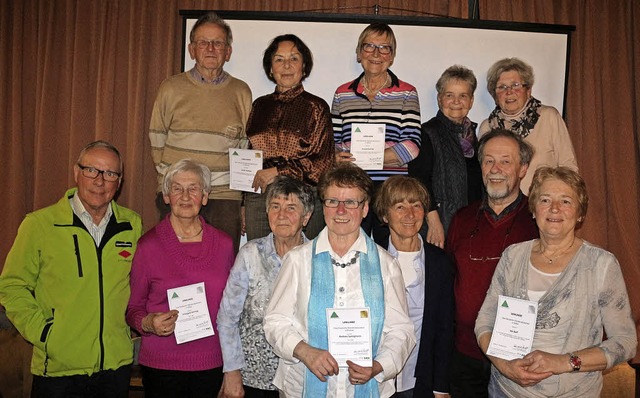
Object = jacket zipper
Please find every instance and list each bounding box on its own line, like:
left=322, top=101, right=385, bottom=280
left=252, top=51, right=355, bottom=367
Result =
left=41, top=310, right=54, bottom=375
left=73, top=235, right=83, bottom=277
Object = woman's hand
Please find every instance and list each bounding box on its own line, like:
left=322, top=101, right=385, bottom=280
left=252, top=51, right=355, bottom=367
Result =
left=523, top=350, right=571, bottom=375
left=336, top=150, right=355, bottom=163
left=491, top=355, right=553, bottom=387
left=383, top=147, right=402, bottom=167
left=219, top=370, right=244, bottom=398
left=293, top=341, right=339, bottom=382
left=426, top=210, right=445, bottom=248
left=252, top=167, right=278, bottom=192
left=346, top=359, right=382, bottom=385
left=141, top=310, right=179, bottom=336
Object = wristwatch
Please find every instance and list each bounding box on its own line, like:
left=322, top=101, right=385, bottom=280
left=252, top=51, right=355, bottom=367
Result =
left=568, top=353, right=582, bottom=371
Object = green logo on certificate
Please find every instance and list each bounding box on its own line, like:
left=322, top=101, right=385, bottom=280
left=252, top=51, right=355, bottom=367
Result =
left=171, top=292, right=179, bottom=299
left=331, top=312, right=339, bottom=318
left=501, top=300, right=509, bottom=308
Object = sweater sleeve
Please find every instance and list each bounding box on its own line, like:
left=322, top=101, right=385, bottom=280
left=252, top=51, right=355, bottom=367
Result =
left=408, top=131, right=437, bottom=211
left=595, top=252, right=637, bottom=368
left=544, top=106, right=579, bottom=172
left=126, top=238, right=153, bottom=336
left=388, top=86, right=422, bottom=165
left=149, top=80, right=171, bottom=174
left=216, top=245, right=252, bottom=372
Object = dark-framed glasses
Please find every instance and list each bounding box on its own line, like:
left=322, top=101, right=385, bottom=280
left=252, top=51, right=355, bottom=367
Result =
left=361, top=43, right=393, bottom=55
left=169, top=185, right=204, bottom=197
left=193, top=39, right=227, bottom=50
left=322, top=198, right=365, bottom=209
left=77, top=164, right=121, bottom=182
left=495, top=82, right=528, bottom=93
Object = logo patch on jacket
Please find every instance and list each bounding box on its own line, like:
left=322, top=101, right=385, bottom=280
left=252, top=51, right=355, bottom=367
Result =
left=115, top=241, right=133, bottom=247
left=118, top=250, right=132, bottom=259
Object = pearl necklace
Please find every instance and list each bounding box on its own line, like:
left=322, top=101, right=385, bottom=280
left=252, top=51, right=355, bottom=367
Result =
left=539, top=238, right=575, bottom=264
left=331, top=252, right=360, bottom=268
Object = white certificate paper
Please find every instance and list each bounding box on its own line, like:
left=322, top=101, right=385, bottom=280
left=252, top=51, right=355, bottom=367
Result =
left=229, top=148, right=263, bottom=193
left=326, top=307, right=372, bottom=367
left=350, top=123, right=385, bottom=170
left=487, top=295, right=538, bottom=360
left=167, top=282, right=215, bottom=344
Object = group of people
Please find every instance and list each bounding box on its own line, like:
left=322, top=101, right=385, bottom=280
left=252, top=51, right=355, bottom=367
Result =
left=0, top=10, right=636, bottom=398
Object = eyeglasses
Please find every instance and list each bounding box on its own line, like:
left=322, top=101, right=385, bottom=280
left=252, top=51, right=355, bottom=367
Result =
left=77, top=164, right=121, bottom=182
left=467, top=207, right=521, bottom=262
left=495, top=82, right=528, bottom=93
left=361, top=43, right=393, bottom=55
left=169, top=185, right=204, bottom=197
left=193, top=39, right=227, bottom=50
left=322, top=198, right=365, bottom=209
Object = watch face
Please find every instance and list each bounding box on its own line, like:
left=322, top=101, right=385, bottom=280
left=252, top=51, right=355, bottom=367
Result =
left=570, top=354, right=581, bottom=370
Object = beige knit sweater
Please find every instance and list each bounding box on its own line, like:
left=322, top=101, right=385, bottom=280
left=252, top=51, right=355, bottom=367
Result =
left=149, top=71, right=252, bottom=200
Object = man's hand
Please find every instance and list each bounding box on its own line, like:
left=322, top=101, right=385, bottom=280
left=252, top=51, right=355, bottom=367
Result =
left=252, top=167, right=278, bottom=192
left=293, top=341, right=339, bottom=382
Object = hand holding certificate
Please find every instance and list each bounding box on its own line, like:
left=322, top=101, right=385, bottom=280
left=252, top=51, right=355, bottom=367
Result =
left=487, top=295, right=538, bottom=360
left=167, top=282, right=215, bottom=344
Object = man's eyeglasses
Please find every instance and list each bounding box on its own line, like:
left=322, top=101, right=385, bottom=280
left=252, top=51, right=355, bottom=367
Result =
left=322, top=198, right=365, bottom=209
left=361, top=43, right=393, bottom=55
left=467, top=208, right=521, bottom=262
left=77, top=164, right=121, bottom=182
left=193, top=39, right=227, bottom=50
left=169, top=185, right=204, bottom=197
left=495, top=82, right=528, bottom=93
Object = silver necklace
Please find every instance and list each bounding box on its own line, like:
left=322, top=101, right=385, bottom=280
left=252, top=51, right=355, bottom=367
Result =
left=331, top=252, right=360, bottom=268
left=539, top=238, right=575, bottom=264
left=176, top=226, right=203, bottom=240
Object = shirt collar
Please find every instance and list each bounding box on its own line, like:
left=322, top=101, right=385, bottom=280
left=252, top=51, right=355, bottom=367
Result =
left=70, top=191, right=112, bottom=227
left=189, top=67, right=229, bottom=85
left=315, top=227, right=368, bottom=258
left=481, top=191, right=525, bottom=220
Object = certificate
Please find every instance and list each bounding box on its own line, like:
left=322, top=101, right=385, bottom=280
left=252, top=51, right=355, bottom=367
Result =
left=486, top=295, right=538, bottom=360
left=229, top=148, right=263, bottom=193
left=350, top=123, right=385, bottom=170
left=326, top=307, right=372, bottom=367
left=167, top=282, right=215, bottom=344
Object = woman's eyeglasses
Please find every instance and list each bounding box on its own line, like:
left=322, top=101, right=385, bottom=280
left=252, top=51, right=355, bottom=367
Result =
left=361, top=43, right=393, bottom=55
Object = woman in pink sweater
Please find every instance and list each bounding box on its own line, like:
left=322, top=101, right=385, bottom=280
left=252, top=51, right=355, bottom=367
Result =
left=127, top=159, right=234, bottom=397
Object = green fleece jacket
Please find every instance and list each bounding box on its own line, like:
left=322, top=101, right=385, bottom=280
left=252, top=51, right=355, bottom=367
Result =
left=0, top=188, right=142, bottom=376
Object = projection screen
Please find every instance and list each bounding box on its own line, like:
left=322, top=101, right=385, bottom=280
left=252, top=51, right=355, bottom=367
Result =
left=180, top=11, right=573, bottom=124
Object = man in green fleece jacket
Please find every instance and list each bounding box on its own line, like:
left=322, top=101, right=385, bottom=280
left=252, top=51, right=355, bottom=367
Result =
left=0, top=141, right=142, bottom=397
